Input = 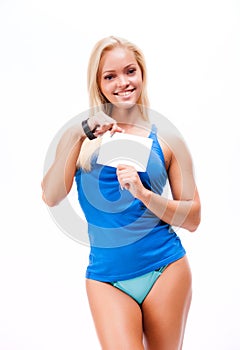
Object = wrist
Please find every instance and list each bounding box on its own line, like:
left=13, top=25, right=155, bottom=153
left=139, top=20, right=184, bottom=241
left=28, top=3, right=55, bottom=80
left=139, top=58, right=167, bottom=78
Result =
left=86, top=117, right=96, bottom=131
left=82, top=118, right=97, bottom=140
left=138, top=188, right=152, bottom=206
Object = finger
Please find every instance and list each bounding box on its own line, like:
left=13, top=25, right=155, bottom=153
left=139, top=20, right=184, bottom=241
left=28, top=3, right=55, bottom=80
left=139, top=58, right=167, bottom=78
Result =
left=110, top=123, right=124, bottom=135
left=88, top=112, right=112, bottom=130
left=117, top=164, right=128, bottom=170
left=118, top=178, right=130, bottom=191
left=117, top=164, right=135, bottom=172
left=94, top=123, right=114, bottom=136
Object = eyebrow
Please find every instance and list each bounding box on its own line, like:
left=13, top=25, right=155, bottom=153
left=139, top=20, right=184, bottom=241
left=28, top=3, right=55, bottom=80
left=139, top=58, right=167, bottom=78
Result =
left=102, top=63, right=137, bottom=75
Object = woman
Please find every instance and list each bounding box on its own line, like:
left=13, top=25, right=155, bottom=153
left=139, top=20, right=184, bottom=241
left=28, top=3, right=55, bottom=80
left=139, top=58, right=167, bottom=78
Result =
left=42, top=36, right=201, bottom=349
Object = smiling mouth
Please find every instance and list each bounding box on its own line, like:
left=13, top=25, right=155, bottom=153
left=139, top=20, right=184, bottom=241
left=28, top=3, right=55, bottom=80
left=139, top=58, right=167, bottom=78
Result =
left=113, top=88, right=135, bottom=96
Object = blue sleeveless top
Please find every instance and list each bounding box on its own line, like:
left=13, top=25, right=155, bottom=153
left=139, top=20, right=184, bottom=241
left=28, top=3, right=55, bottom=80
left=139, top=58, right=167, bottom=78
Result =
left=75, top=125, right=186, bottom=282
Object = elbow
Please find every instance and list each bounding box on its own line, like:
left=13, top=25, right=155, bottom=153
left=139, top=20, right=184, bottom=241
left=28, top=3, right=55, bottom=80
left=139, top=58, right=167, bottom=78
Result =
left=42, top=191, right=59, bottom=207
left=44, top=199, right=59, bottom=208
left=187, top=205, right=201, bottom=233
left=188, top=220, right=200, bottom=232
left=41, top=181, right=60, bottom=207
left=184, top=218, right=200, bottom=233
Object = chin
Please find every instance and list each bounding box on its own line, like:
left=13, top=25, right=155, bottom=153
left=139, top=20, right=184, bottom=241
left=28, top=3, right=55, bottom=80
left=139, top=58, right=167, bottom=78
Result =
left=112, top=101, right=137, bottom=110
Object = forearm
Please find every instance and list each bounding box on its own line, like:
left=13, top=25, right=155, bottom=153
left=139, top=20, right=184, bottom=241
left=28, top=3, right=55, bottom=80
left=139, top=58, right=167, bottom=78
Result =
left=42, top=126, right=85, bottom=206
left=138, top=188, right=201, bottom=232
left=42, top=112, right=122, bottom=207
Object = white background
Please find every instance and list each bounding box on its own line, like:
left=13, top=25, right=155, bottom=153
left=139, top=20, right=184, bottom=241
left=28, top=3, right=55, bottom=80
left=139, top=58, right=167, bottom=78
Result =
left=0, top=0, right=239, bottom=349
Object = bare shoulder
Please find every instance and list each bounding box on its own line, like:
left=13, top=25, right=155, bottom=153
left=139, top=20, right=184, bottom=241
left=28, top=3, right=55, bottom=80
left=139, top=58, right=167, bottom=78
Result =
left=148, top=111, right=192, bottom=168
left=157, top=131, right=193, bottom=171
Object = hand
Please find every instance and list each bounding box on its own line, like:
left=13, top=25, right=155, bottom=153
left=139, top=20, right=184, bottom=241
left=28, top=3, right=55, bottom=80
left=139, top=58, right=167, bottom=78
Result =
left=116, top=164, right=145, bottom=198
left=87, top=111, right=123, bottom=137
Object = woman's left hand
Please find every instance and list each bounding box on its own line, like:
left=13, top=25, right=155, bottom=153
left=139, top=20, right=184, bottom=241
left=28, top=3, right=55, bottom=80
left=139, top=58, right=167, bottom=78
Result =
left=116, top=164, right=146, bottom=198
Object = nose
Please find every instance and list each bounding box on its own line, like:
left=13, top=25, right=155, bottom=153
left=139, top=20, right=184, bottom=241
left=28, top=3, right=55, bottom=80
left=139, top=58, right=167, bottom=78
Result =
left=117, top=75, right=129, bottom=88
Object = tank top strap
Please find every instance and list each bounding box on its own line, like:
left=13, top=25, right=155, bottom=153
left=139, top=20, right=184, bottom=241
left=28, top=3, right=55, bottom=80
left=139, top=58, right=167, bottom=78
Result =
left=149, top=124, right=166, bottom=166
left=151, top=124, right=158, bottom=134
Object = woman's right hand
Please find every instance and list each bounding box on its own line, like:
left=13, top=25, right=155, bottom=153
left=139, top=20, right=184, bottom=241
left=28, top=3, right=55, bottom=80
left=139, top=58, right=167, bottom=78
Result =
left=87, top=111, right=124, bottom=137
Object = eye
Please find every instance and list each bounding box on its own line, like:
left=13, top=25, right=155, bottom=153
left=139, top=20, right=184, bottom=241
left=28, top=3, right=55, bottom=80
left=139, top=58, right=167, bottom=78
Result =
left=127, top=68, right=136, bottom=75
left=104, top=74, right=114, bottom=80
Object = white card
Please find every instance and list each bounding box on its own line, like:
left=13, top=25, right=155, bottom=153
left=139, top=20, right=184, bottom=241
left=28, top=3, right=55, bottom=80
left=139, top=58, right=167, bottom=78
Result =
left=96, top=131, right=153, bottom=172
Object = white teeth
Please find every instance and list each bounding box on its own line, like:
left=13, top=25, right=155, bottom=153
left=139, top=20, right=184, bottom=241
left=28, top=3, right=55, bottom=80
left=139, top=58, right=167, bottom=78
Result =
left=116, top=90, right=133, bottom=96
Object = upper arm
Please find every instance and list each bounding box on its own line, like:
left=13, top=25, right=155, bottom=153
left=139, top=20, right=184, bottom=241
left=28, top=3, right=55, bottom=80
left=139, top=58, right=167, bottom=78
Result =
left=165, top=136, right=198, bottom=202
left=42, top=127, right=84, bottom=206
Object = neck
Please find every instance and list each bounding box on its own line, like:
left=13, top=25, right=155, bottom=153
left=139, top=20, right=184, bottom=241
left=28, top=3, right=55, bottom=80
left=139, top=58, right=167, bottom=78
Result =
left=111, top=104, right=150, bottom=135
left=111, top=104, right=144, bottom=125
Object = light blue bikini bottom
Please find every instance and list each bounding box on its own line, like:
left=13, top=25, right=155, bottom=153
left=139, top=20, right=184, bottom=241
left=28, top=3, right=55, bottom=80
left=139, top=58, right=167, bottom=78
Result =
left=110, top=265, right=168, bottom=305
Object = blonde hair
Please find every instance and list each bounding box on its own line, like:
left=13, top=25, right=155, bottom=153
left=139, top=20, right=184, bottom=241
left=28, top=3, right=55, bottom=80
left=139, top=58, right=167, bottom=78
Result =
left=77, top=36, right=150, bottom=171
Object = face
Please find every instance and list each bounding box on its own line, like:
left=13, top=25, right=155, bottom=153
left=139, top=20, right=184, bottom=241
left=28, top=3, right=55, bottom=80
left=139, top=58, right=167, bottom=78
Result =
left=98, top=46, right=143, bottom=109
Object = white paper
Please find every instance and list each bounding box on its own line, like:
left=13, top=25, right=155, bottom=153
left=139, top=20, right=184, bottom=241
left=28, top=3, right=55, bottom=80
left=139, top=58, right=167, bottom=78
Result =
left=96, top=131, right=153, bottom=172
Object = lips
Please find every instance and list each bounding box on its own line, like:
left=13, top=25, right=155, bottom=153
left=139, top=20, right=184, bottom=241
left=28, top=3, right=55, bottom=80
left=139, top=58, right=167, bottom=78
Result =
left=113, top=88, right=135, bottom=96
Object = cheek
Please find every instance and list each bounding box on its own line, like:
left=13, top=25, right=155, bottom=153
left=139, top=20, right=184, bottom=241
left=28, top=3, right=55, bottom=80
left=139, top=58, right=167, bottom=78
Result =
left=132, top=72, right=143, bottom=87
left=100, top=81, right=111, bottom=96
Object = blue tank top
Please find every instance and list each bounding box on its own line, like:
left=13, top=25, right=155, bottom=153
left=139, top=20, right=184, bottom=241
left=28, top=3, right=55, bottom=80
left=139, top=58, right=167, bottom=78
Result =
left=75, top=125, right=186, bottom=282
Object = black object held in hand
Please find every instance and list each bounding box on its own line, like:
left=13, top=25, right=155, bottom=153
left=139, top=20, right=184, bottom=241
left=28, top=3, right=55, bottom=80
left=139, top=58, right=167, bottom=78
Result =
left=82, top=119, right=97, bottom=140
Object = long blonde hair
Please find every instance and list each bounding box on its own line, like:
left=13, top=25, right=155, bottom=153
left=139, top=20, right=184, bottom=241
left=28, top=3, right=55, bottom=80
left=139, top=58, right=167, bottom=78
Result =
left=77, top=36, right=150, bottom=171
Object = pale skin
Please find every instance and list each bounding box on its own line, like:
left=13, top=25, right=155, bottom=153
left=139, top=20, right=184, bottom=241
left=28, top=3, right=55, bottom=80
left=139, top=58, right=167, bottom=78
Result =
left=42, top=46, right=201, bottom=349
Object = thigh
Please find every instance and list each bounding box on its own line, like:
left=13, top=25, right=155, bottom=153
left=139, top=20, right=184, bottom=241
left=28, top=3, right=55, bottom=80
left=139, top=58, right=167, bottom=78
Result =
left=86, top=278, right=144, bottom=350
left=142, top=256, right=192, bottom=350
